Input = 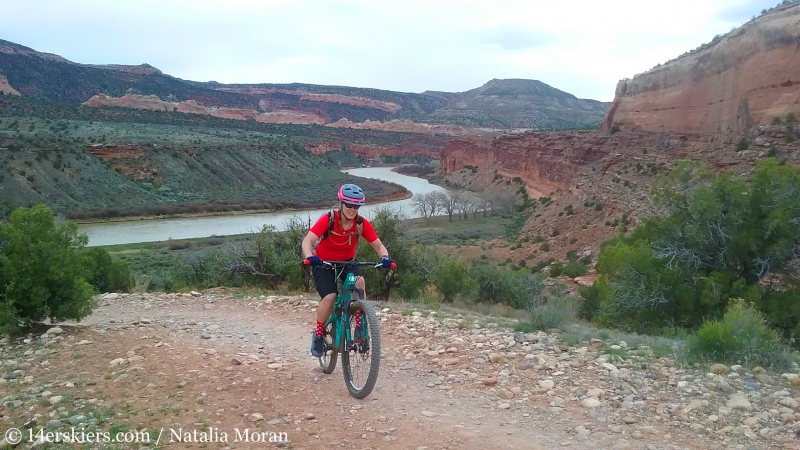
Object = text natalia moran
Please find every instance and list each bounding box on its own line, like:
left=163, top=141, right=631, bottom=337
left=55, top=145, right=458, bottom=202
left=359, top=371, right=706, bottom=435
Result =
left=169, top=428, right=289, bottom=443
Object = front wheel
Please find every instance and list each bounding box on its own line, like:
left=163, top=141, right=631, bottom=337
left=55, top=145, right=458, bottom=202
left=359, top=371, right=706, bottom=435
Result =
left=341, top=298, right=381, bottom=399
left=319, top=321, right=338, bottom=374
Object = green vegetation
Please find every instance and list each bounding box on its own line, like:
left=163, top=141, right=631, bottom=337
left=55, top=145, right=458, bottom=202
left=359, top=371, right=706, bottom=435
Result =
left=684, top=299, right=794, bottom=369
left=0, top=205, right=96, bottom=333
left=0, top=100, right=417, bottom=219
left=519, top=297, right=576, bottom=332
left=83, top=247, right=135, bottom=293
left=97, top=205, right=570, bottom=321
left=406, top=215, right=510, bottom=245
left=581, top=158, right=800, bottom=366
left=735, top=137, right=750, bottom=151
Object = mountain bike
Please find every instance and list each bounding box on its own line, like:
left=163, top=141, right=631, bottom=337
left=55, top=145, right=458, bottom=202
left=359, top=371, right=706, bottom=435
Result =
left=303, top=259, right=396, bottom=399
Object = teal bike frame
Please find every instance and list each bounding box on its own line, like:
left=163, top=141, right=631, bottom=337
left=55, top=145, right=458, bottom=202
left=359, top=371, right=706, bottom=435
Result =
left=325, top=261, right=372, bottom=353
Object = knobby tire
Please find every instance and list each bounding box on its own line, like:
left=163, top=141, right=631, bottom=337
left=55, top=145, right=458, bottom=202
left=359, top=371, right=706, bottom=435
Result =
left=341, top=297, right=381, bottom=399
left=319, top=321, right=337, bottom=374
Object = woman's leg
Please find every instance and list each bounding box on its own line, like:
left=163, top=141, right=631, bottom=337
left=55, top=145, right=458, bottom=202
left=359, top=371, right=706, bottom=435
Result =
left=310, top=266, right=338, bottom=357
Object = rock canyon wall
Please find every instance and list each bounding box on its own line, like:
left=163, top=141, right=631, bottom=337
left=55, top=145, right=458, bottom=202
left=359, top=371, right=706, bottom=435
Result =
left=441, top=132, right=610, bottom=197
left=0, top=74, right=20, bottom=96
left=601, top=3, right=800, bottom=140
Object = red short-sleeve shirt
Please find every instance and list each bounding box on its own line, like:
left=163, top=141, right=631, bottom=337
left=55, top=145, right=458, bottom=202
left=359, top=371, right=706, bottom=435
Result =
left=310, top=210, right=378, bottom=261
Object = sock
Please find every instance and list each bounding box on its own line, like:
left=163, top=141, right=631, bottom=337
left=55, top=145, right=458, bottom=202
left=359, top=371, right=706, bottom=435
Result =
left=315, top=320, right=325, bottom=337
left=354, top=310, right=362, bottom=328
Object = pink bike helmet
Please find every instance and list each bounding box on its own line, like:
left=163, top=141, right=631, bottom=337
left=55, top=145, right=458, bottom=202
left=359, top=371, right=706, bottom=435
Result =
left=338, top=183, right=366, bottom=206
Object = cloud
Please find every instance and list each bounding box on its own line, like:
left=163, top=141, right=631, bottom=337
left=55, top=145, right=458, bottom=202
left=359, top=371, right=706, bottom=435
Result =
left=716, top=0, right=783, bottom=22
left=0, top=0, right=778, bottom=102
left=481, top=29, right=554, bottom=51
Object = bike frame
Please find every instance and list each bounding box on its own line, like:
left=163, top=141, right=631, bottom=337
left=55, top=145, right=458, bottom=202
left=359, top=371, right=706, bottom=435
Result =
left=311, top=260, right=381, bottom=352
left=326, top=264, right=367, bottom=352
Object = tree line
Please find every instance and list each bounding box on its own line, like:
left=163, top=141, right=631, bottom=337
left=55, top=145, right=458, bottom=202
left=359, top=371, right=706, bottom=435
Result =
left=411, top=191, right=518, bottom=223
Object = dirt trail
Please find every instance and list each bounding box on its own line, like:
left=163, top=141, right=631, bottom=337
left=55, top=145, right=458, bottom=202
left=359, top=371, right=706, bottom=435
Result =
left=2, top=291, right=744, bottom=450
left=78, top=294, right=566, bottom=449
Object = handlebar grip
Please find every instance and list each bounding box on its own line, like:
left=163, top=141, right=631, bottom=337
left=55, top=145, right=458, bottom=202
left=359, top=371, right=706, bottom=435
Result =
left=390, top=262, right=397, bottom=269
left=303, top=259, right=310, bottom=265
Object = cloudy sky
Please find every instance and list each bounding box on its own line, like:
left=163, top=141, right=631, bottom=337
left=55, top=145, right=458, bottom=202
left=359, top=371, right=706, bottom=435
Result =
left=1, top=0, right=783, bottom=102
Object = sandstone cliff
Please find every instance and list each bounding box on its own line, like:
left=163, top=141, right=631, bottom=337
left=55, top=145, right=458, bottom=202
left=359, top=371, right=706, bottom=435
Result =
left=0, top=74, right=20, bottom=96
left=441, top=132, right=609, bottom=196
left=224, top=88, right=400, bottom=113
left=82, top=93, right=503, bottom=136
left=305, top=134, right=449, bottom=160
left=601, top=3, right=800, bottom=139
left=324, top=118, right=500, bottom=137
left=83, top=93, right=328, bottom=124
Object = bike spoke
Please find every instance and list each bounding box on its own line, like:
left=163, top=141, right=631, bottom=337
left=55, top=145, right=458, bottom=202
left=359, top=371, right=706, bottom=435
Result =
left=345, top=308, right=372, bottom=390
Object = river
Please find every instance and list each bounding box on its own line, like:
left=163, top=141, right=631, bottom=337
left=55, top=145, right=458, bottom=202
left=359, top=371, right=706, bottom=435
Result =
left=79, top=167, right=450, bottom=247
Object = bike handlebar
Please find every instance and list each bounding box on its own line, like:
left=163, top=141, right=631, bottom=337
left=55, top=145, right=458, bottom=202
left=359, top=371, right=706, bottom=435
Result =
left=303, top=259, right=397, bottom=269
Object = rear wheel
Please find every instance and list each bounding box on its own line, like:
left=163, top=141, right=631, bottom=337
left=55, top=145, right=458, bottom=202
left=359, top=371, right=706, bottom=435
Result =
left=318, top=321, right=338, bottom=374
left=341, top=298, right=381, bottom=399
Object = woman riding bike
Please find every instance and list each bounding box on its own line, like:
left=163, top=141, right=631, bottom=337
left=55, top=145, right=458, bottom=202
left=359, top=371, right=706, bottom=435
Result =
left=301, top=183, right=393, bottom=357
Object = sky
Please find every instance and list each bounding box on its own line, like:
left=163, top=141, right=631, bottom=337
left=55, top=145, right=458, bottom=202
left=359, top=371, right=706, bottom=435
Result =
left=1, top=0, right=784, bottom=102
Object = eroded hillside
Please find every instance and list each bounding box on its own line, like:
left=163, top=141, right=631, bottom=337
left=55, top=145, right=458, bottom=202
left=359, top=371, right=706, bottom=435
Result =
left=601, top=2, right=800, bottom=140
left=0, top=110, right=417, bottom=220
left=439, top=126, right=800, bottom=265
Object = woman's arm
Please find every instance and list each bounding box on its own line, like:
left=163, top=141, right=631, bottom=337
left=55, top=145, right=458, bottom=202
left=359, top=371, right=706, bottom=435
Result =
left=302, top=231, right=320, bottom=258
left=369, top=238, right=389, bottom=258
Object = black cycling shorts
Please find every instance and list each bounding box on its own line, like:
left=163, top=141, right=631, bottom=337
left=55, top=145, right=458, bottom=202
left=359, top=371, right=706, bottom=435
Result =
left=312, top=263, right=364, bottom=298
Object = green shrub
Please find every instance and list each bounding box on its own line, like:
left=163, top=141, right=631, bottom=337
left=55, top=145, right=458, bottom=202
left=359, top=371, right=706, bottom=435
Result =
left=736, top=138, right=750, bottom=151
left=431, top=258, right=475, bottom=302
left=0, top=205, right=96, bottom=334
left=467, top=262, right=535, bottom=309
left=529, top=257, right=555, bottom=274
left=168, top=240, right=193, bottom=251
left=768, top=144, right=778, bottom=157
left=787, top=112, right=797, bottom=124
left=524, top=298, right=576, bottom=331
left=83, top=248, right=135, bottom=293
left=787, top=132, right=796, bottom=144
left=549, top=261, right=564, bottom=277
left=146, top=269, right=179, bottom=293
left=562, top=260, right=588, bottom=278
left=591, top=159, right=800, bottom=335
left=684, top=299, right=795, bottom=369
left=578, top=282, right=602, bottom=320
left=772, top=116, right=782, bottom=125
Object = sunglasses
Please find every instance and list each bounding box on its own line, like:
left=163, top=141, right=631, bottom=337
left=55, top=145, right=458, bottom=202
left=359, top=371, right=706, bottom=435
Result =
left=342, top=203, right=361, bottom=210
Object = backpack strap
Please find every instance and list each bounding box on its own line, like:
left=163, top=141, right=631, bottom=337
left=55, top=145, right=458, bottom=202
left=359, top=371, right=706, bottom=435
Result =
left=319, top=209, right=363, bottom=241
left=320, top=210, right=335, bottom=240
